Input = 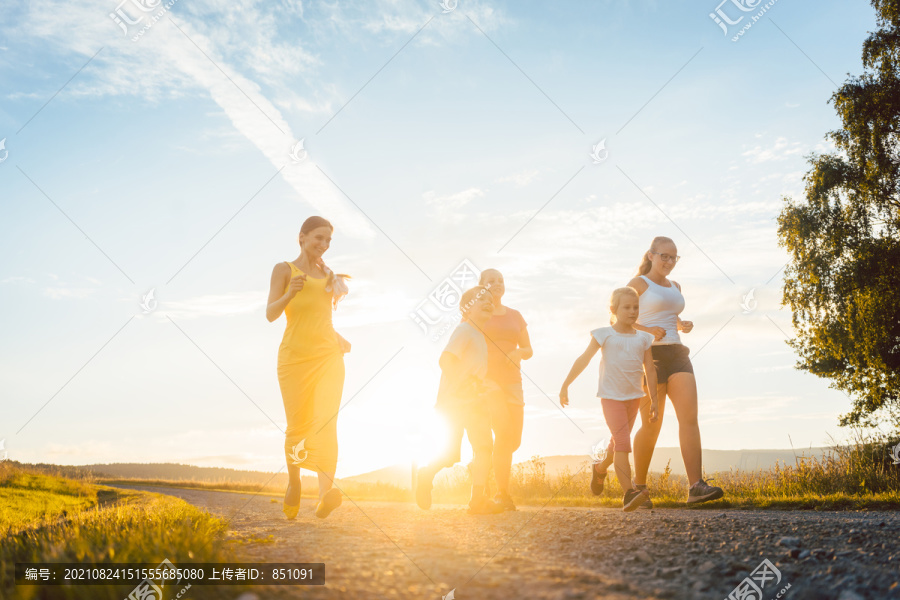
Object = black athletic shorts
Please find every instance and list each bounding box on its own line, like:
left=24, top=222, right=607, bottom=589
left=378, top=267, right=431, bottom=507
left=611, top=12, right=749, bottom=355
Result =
left=643, top=344, right=693, bottom=385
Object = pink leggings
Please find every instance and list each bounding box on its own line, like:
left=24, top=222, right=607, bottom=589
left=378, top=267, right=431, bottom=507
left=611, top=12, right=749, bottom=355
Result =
left=601, top=397, right=641, bottom=453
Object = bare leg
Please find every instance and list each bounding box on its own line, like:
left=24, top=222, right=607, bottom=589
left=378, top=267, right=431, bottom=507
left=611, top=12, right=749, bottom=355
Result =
left=596, top=439, right=615, bottom=472
left=470, top=445, right=491, bottom=493
left=666, top=372, right=702, bottom=484
left=612, top=451, right=633, bottom=492
left=493, top=446, right=512, bottom=495
left=284, top=470, right=301, bottom=504
left=317, top=469, right=335, bottom=501
left=492, top=403, right=523, bottom=496
left=632, top=383, right=668, bottom=486
left=284, top=443, right=302, bottom=506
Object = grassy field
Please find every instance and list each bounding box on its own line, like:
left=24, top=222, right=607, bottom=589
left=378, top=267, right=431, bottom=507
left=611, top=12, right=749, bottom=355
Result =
left=94, top=434, right=900, bottom=511
left=0, top=461, right=247, bottom=600
left=0, top=465, right=100, bottom=531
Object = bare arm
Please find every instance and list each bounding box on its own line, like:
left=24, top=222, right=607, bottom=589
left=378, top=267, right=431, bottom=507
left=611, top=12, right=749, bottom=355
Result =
left=266, top=263, right=305, bottom=322
left=643, top=346, right=659, bottom=422
left=672, top=281, right=693, bottom=333
left=559, top=338, right=601, bottom=406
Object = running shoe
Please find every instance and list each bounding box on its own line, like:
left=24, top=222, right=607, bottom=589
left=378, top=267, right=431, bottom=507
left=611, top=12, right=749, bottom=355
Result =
left=282, top=501, right=299, bottom=520
left=282, top=481, right=301, bottom=520
left=467, top=497, right=504, bottom=515
left=687, top=479, right=724, bottom=504
left=623, top=488, right=650, bottom=512
left=590, top=463, right=607, bottom=496
left=315, top=487, right=342, bottom=519
left=634, top=485, right=653, bottom=509
left=494, top=492, right=517, bottom=511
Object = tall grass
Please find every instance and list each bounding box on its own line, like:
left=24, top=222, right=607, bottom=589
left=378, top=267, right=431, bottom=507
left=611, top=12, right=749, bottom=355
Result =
left=1, top=463, right=245, bottom=600
left=429, top=433, right=900, bottom=509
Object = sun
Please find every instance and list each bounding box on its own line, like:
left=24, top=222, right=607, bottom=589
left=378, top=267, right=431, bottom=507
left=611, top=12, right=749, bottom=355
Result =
left=333, top=366, right=476, bottom=478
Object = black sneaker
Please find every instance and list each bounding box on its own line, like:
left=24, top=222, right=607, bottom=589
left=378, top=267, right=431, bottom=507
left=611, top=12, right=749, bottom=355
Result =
left=687, top=479, right=724, bottom=504
left=590, top=463, right=607, bottom=496
left=415, top=468, right=433, bottom=510
left=494, top=492, right=517, bottom=511
left=623, top=488, right=650, bottom=512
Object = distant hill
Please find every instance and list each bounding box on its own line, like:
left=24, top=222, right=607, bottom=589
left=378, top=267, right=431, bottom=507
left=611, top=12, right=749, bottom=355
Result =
left=22, top=462, right=316, bottom=490
left=81, top=462, right=295, bottom=485
left=16, top=447, right=828, bottom=492
left=341, top=447, right=830, bottom=487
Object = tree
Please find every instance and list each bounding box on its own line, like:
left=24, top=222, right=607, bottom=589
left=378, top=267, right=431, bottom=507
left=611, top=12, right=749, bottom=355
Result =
left=777, top=0, right=900, bottom=429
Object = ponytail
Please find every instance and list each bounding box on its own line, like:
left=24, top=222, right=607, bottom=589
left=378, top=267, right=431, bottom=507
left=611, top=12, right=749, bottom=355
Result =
left=636, top=236, right=675, bottom=276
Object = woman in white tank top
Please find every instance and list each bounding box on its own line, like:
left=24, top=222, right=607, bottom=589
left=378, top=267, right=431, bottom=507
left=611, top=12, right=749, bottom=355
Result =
left=591, top=236, right=724, bottom=505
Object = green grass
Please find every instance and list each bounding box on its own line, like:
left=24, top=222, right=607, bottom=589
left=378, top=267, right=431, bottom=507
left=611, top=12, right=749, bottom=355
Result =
left=0, top=463, right=248, bottom=600
left=417, top=432, right=900, bottom=510
left=0, top=466, right=99, bottom=531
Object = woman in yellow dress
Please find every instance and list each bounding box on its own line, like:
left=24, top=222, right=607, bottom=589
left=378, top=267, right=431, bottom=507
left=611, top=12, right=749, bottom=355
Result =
left=266, top=216, right=351, bottom=520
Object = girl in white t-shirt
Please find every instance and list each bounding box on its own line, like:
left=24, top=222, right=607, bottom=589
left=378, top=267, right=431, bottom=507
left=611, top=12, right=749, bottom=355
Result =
left=560, top=287, right=660, bottom=511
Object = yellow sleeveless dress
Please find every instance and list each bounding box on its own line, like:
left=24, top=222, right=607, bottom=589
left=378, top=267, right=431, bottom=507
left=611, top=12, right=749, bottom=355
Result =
left=277, top=261, right=345, bottom=474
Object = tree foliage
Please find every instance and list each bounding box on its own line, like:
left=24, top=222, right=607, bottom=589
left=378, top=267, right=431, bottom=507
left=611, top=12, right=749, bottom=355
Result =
left=777, top=0, right=900, bottom=429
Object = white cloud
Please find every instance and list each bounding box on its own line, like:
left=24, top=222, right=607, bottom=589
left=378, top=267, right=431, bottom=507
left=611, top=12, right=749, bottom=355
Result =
left=423, top=187, right=485, bottom=223
left=6, top=0, right=374, bottom=237
left=155, top=290, right=263, bottom=319
left=43, top=286, right=97, bottom=299
left=355, top=0, right=506, bottom=44
left=496, top=168, right=539, bottom=187
left=742, top=136, right=804, bottom=164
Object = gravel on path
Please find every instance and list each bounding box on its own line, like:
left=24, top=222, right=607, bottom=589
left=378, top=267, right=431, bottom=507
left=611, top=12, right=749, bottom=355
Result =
left=109, top=484, right=900, bottom=600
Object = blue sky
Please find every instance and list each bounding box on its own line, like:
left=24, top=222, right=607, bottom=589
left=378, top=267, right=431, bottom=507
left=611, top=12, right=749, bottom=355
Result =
left=0, top=0, right=882, bottom=477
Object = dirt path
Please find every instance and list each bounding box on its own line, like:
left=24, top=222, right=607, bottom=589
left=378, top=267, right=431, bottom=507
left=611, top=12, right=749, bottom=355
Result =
left=109, top=484, right=900, bottom=600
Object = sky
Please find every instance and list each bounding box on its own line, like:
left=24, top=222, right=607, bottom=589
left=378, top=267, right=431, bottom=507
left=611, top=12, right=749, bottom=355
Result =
left=0, top=0, right=884, bottom=478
